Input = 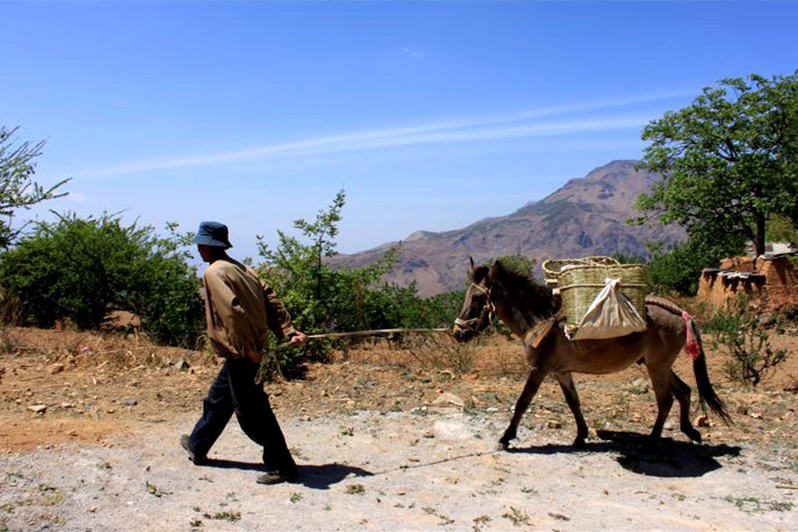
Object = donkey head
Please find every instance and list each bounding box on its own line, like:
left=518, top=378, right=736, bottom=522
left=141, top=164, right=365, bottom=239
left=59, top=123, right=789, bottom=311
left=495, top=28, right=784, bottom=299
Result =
left=452, top=258, right=495, bottom=342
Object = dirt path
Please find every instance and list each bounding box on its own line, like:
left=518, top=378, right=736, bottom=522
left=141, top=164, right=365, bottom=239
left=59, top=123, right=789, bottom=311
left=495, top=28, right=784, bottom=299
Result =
left=2, top=406, right=797, bottom=532
left=2, top=326, right=798, bottom=531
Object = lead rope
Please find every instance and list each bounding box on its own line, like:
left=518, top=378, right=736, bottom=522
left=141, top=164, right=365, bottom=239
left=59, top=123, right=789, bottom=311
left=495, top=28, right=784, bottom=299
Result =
left=256, top=326, right=452, bottom=384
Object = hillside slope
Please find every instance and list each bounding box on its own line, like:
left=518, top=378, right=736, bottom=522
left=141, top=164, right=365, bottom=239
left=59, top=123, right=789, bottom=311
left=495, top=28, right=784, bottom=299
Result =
left=334, top=160, right=683, bottom=296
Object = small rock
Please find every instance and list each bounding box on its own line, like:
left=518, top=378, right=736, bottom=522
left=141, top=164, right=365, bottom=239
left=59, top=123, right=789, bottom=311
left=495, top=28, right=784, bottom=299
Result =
left=60, top=402, right=75, bottom=409
left=422, top=431, right=435, bottom=439
left=547, top=420, right=562, bottom=429
left=106, top=408, right=116, bottom=414
left=750, top=412, right=762, bottom=419
left=695, top=415, right=710, bottom=427
left=49, top=364, right=65, bottom=374
left=736, top=405, right=748, bottom=415
left=27, top=404, right=47, bottom=414
left=397, top=489, right=406, bottom=496
left=124, top=398, right=138, bottom=407
left=87, top=507, right=98, bottom=513
left=175, top=359, right=190, bottom=371
left=433, top=420, right=473, bottom=440
left=431, top=392, right=465, bottom=408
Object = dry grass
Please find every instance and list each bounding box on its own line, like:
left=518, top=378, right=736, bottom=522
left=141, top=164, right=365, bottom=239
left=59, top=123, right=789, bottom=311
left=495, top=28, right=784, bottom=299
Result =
left=1, top=325, right=211, bottom=373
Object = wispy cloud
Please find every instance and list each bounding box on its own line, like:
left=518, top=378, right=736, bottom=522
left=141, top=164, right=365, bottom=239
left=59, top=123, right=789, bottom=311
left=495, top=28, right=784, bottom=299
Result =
left=77, top=90, right=693, bottom=178
left=400, top=46, right=425, bottom=59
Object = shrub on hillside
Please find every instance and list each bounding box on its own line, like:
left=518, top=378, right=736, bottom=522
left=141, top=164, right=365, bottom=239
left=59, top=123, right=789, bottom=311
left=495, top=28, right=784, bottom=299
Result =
left=0, top=213, right=204, bottom=348
left=645, top=237, right=744, bottom=296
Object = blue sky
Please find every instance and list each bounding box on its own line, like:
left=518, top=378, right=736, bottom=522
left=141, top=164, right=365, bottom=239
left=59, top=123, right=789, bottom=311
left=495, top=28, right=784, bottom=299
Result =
left=2, top=1, right=797, bottom=261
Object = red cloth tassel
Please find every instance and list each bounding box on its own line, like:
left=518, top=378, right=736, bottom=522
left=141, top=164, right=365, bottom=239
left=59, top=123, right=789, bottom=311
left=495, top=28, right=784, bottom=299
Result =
left=682, top=311, right=700, bottom=361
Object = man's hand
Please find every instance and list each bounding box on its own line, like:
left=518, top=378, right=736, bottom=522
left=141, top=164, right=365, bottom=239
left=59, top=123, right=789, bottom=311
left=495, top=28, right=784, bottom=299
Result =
left=289, top=331, right=307, bottom=347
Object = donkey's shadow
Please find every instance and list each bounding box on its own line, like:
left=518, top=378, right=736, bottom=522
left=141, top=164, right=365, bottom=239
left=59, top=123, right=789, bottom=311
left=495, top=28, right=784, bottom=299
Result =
left=507, top=430, right=741, bottom=478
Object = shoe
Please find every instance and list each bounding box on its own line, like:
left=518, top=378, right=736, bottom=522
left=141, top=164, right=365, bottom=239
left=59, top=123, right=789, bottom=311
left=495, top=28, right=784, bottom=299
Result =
left=256, top=468, right=298, bottom=485
left=179, top=434, right=208, bottom=465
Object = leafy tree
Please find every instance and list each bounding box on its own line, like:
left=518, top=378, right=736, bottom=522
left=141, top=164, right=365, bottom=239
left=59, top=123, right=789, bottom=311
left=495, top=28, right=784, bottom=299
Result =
left=255, top=191, right=463, bottom=378
left=492, top=254, right=536, bottom=278
left=635, top=71, right=798, bottom=256
left=0, top=127, right=69, bottom=248
left=257, top=190, right=397, bottom=335
left=0, top=213, right=204, bottom=348
left=610, top=251, right=643, bottom=264
left=764, top=214, right=798, bottom=244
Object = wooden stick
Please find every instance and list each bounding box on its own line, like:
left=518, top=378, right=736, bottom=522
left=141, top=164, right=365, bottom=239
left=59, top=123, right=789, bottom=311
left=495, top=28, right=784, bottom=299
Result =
left=266, top=327, right=450, bottom=353
left=255, top=327, right=451, bottom=384
left=304, top=327, right=450, bottom=340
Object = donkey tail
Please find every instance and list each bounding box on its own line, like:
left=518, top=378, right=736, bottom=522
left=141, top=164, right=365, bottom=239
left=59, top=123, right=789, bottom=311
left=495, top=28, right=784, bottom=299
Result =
left=683, top=313, right=733, bottom=425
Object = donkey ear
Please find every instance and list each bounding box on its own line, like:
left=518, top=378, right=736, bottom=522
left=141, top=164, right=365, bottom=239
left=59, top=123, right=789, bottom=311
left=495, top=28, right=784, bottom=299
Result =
left=472, top=265, right=489, bottom=284
left=488, top=259, right=503, bottom=280
left=469, top=256, right=475, bottom=269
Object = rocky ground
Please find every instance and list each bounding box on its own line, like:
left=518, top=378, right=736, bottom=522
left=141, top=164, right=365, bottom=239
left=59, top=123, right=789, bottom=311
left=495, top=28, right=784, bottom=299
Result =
left=1, top=325, right=797, bottom=531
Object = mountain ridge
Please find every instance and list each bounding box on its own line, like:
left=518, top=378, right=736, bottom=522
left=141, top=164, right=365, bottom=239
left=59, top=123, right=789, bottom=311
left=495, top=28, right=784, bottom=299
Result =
left=332, top=160, right=683, bottom=296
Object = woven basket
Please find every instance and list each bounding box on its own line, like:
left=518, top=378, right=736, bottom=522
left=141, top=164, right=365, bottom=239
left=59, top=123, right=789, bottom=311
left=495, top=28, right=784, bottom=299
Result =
left=542, top=256, right=619, bottom=289
left=558, top=263, right=648, bottom=335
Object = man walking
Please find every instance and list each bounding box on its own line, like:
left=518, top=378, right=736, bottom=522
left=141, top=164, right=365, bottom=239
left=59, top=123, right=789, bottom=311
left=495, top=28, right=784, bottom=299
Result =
left=181, top=221, right=306, bottom=485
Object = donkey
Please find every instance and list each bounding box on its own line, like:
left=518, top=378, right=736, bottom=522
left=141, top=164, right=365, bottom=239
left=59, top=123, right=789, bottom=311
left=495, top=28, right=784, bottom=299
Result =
left=453, top=259, right=730, bottom=449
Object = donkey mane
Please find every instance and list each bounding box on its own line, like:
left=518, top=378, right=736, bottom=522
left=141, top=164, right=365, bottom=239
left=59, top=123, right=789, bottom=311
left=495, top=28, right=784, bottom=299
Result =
left=491, top=265, right=561, bottom=324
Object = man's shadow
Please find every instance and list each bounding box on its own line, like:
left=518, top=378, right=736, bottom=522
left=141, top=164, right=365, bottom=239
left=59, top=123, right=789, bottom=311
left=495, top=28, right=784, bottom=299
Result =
left=198, top=459, right=373, bottom=489
left=507, top=430, right=741, bottom=478
left=292, top=464, right=374, bottom=490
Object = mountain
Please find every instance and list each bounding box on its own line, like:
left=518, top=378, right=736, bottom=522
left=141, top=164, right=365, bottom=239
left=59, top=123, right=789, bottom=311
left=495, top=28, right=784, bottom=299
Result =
left=333, top=160, right=684, bottom=296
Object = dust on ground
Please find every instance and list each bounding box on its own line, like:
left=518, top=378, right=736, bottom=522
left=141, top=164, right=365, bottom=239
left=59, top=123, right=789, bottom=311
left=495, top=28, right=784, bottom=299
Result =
left=1, top=325, right=797, bottom=531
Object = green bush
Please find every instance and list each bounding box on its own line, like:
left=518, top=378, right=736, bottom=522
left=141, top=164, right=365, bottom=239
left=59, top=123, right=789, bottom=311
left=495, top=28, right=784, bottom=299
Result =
left=645, top=236, right=745, bottom=296
left=703, top=295, right=789, bottom=386
left=255, top=191, right=463, bottom=379
left=0, top=213, right=204, bottom=348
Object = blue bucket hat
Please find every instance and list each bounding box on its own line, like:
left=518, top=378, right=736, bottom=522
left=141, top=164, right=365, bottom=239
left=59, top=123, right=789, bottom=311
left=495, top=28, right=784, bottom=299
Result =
left=193, top=221, right=233, bottom=249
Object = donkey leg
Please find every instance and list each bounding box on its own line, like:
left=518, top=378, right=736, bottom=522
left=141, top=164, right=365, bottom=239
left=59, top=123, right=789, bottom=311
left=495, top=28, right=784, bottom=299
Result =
left=554, top=372, right=588, bottom=447
left=647, top=366, right=675, bottom=442
left=670, top=371, right=701, bottom=443
left=499, top=367, right=548, bottom=450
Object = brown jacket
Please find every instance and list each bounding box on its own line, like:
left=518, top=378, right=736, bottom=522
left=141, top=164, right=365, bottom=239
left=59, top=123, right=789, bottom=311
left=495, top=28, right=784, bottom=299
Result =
left=202, top=258, right=296, bottom=362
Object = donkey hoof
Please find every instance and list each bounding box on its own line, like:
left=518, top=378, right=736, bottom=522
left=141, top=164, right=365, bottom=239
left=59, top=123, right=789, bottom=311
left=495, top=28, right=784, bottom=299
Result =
left=572, top=437, right=586, bottom=449
left=498, top=439, right=511, bottom=451
left=684, top=428, right=702, bottom=443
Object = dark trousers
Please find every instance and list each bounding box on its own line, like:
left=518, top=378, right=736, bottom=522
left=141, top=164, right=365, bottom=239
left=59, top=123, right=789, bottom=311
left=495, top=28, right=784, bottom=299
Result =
left=188, top=357, right=296, bottom=473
